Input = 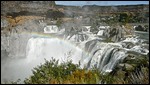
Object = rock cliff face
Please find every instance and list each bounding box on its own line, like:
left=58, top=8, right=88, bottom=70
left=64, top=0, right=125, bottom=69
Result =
left=1, top=1, right=55, bottom=16
left=1, top=19, right=46, bottom=58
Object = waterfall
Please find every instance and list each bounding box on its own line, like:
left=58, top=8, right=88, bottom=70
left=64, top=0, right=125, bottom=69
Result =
left=81, top=40, right=127, bottom=73
left=1, top=36, right=84, bottom=83
left=26, top=36, right=121, bottom=76
left=1, top=24, right=149, bottom=83
left=26, top=37, right=83, bottom=64
left=101, top=50, right=126, bottom=74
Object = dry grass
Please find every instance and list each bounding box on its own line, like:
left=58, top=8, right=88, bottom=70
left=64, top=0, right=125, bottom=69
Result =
left=15, top=16, right=44, bottom=25
left=2, top=16, right=44, bottom=28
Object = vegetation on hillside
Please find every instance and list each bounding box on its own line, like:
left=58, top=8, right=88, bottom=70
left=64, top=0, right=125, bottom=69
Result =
left=46, top=9, right=65, bottom=20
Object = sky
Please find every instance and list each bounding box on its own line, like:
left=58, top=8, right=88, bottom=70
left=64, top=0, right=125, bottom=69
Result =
left=55, top=1, right=149, bottom=6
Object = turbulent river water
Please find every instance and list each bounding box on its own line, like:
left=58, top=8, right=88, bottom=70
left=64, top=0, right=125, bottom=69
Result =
left=1, top=26, right=149, bottom=83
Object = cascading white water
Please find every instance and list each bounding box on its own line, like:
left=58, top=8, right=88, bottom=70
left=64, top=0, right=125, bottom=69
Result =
left=82, top=26, right=91, bottom=32
left=44, top=25, right=59, bottom=33
left=79, top=35, right=149, bottom=74
left=26, top=37, right=83, bottom=64
left=80, top=41, right=127, bottom=73
left=101, top=50, right=127, bottom=73
left=97, top=30, right=104, bottom=36
left=66, top=33, right=89, bottom=42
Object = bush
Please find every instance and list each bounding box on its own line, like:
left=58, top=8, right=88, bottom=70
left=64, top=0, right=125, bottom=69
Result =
left=24, top=58, right=79, bottom=84
left=14, top=57, right=148, bottom=84
left=23, top=57, right=102, bottom=84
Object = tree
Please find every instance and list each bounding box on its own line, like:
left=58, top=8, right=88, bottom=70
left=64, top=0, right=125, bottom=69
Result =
left=118, top=12, right=129, bottom=25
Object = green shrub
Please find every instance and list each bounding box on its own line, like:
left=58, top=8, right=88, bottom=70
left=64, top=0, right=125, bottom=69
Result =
left=24, top=58, right=79, bottom=84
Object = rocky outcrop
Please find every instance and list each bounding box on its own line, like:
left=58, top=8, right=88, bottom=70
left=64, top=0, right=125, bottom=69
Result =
left=135, top=25, right=149, bottom=32
left=1, top=18, right=47, bottom=58
left=103, top=25, right=125, bottom=42
left=1, top=16, right=46, bottom=36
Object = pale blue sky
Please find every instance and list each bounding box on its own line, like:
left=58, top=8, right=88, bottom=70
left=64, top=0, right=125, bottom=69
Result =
left=55, top=1, right=149, bottom=6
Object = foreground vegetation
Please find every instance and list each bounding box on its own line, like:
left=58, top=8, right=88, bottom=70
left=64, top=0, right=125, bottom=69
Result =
left=23, top=58, right=101, bottom=84
left=4, top=57, right=148, bottom=84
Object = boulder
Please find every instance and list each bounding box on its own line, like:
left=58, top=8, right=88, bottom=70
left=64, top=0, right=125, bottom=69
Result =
left=135, top=25, right=147, bottom=32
